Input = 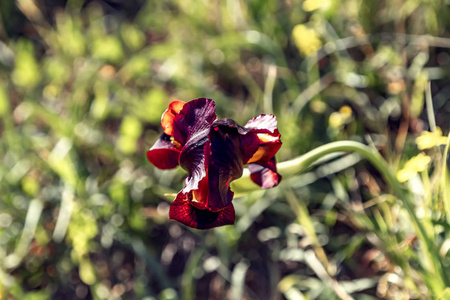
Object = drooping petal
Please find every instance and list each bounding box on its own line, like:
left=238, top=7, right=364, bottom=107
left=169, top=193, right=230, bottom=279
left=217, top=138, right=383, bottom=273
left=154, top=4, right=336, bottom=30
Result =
left=245, top=130, right=282, bottom=164
left=244, top=114, right=282, bottom=165
left=222, top=114, right=281, bottom=164
left=211, top=118, right=260, bottom=164
left=205, top=116, right=282, bottom=209
left=207, top=122, right=245, bottom=210
left=173, top=98, right=217, bottom=193
left=146, top=133, right=181, bottom=169
left=169, top=193, right=235, bottom=229
left=212, top=116, right=281, bottom=165
left=161, top=100, right=186, bottom=136
left=248, top=157, right=282, bottom=188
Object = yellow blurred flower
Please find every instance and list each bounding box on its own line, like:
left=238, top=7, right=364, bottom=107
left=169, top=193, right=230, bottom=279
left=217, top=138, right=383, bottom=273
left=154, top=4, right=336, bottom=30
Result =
left=329, top=112, right=343, bottom=128
left=396, top=152, right=431, bottom=183
left=292, top=24, right=322, bottom=57
left=415, top=127, right=448, bottom=150
left=339, top=105, right=352, bottom=119
left=310, top=99, right=327, bottom=113
left=329, top=105, right=353, bottom=128
left=302, top=0, right=330, bottom=12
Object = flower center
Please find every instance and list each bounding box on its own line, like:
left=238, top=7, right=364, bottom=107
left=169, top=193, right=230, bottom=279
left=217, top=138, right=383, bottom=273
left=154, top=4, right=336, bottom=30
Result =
left=170, top=136, right=182, bottom=149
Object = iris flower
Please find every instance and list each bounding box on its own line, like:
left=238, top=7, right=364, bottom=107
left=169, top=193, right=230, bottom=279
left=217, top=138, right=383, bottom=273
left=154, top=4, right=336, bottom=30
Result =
left=147, top=98, right=282, bottom=229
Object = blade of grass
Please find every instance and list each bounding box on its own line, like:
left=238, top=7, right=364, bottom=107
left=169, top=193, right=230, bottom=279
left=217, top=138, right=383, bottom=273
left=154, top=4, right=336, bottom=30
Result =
left=181, top=247, right=205, bottom=300
left=52, top=185, right=75, bottom=243
left=278, top=275, right=306, bottom=300
left=441, top=132, right=450, bottom=224
left=304, top=250, right=354, bottom=300
left=3, top=199, right=43, bottom=270
left=230, top=259, right=250, bottom=300
left=263, top=64, right=277, bottom=114
left=425, top=81, right=437, bottom=132
left=285, top=190, right=331, bottom=274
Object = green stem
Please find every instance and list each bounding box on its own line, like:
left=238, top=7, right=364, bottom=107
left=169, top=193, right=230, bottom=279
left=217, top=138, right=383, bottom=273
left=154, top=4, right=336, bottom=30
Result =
left=233, top=141, right=396, bottom=193
left=232, top=140, right=449, bottom=289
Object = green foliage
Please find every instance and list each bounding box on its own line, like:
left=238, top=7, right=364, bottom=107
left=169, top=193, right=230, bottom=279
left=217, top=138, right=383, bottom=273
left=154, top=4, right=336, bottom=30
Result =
left=0, top=0, right=449, bottom=299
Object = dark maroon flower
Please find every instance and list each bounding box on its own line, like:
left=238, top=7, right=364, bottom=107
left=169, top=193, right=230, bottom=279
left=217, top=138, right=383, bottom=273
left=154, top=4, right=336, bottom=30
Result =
left=147, top=98, right=282, bottom=229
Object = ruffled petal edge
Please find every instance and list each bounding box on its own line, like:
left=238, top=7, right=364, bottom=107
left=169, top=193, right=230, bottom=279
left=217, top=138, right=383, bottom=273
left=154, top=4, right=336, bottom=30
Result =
left=248, top=157, right=282, bottom=189
left=169, top=193, right=235, bottom=229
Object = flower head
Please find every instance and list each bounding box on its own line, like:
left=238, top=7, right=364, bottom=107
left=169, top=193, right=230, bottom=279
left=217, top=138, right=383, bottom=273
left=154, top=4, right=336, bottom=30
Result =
left=396, top=152, right=431, bottom=183
left=147, top=98, right=282, bottom=229
left=415, top=127, right=448, bottom=150
left=329, top=105, right=353, bottom=129
left=292, top=24, right=322, bottom=57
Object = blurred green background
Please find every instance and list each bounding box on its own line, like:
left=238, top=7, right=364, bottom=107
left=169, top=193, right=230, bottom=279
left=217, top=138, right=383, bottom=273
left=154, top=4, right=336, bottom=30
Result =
left=1, top=0, right=449, bottom=299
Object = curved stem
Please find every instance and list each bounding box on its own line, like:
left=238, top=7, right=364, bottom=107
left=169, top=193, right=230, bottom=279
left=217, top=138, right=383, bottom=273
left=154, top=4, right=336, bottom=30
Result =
left=278, top=141, right=399, bottom=189
left=232, top=140, right=449, bottom=287
left=232, top=141, right=401, bottom=194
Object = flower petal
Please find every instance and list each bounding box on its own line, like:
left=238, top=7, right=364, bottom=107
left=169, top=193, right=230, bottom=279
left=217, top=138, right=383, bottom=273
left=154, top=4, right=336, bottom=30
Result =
left=248, top=157, right=282, bottom=188
left=161, top=100, right=186, bottom=136
left=169, top=193, right=235, bottom=229
left=211, top=118, right=260, bottom=163
left=206, top=116, right=282, bottom=208
left=214, top=115, right=281, bottom=165
left=146, top=133, right=181, bottom=169
left=244, top=115, right=281, bottom=164
left=244, top=114, right=279, bottom=134
left=207, top=123, right=245, bottom=210
left=245, top=131, right=282, bottom=164
left=173, top=98, right=217, bottom=193
left=191, top=175, right=209, bottom=210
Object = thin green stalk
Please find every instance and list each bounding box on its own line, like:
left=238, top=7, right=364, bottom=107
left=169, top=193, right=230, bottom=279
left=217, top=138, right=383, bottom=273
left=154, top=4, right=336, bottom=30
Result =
left=233, top=141, right=394, bottom=191
left=442, top=132, right=450, bottom=224
left=425, top=81, right=437, bottom=133
left=263, top=64, right=277, bottom=115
